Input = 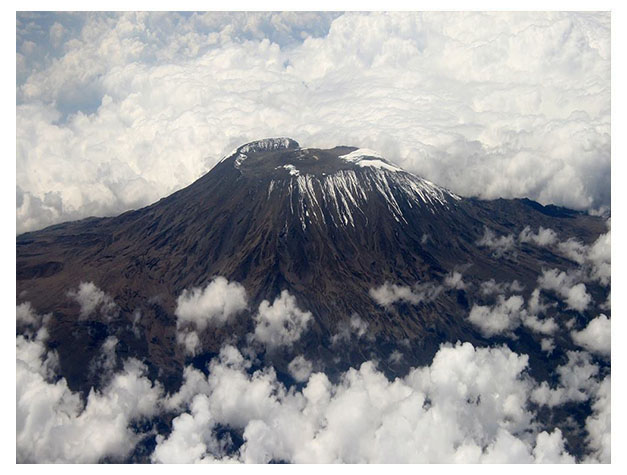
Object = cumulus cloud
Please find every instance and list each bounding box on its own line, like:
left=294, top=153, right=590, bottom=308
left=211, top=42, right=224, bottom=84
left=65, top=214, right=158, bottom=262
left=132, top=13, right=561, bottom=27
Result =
left=584, top=376, right=611, bottom=463
left=479, top=279, right=523, bottom=296
left=331, top=313, right=372, bottom=345
left=554, top=228, right=610, bottom=287
left=468, top=288, right=557, bottom=337
left=540, top=338, right=555, bottom=354
left=557, top=238, right=588, bottom=265
left=586, top=230, right=611, bottom=286
left=571, top=314, right=611, bottom=357
left=537, top=269, right=592, bottom=312
left=175, top=277, right=248, bottom=330
left=443, top=271, right=466, bottom=290
left=177, top=329, right=201, bottom=356
left=531, top=351, right=600, bottom=407
left=253, top=290, right=312, bottom=349
left=519, top=226, right=558, bottom=247
left=16, top=324, right=163, bottom=463
left=153, top=394, right=240, bottom=464
left=477, top=228, right=516, bottom=258
left=153, top=342, right=582, bottom=463
left=67, top=281, right=118, bottom=319
left=17, top=311, right=607, bottom=463
left=516, top=224, right=610, bottom=290
left=388, top=350, right=403, bottom=364
left=522, top=314, right=558, bottom=336
left=16, top=301, right=52, bottom=338
left=468, top=295, right=525, bottom=337
left=526, top=288, right=550, bottom=316
left=370, top=281, right=442, bottom=307
left=287, top=356, right=313, bottom=383
left=16, top=12, right=610, bottom=233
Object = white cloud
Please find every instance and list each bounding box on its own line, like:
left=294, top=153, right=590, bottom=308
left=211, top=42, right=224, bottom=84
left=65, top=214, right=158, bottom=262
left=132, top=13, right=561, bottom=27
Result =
left=557, top=238, right=588, bottom=264
left=586, top=230, right=611, bottom=286
left=388, top=350, right=403, bottom=364
left=571, top=314, right=611, bottom=357
left=67, top=281, right=118, bottom=319
left=175, top=277, right=248, bottom=330
left=477, top=227, right=516, bottom=258
left=479, top=279, right=523, bottom=296
left=554, top=228, right=610, bottom=286
left=537, top=269, right=592, bottom=312
left=369, top=281, right=442, bottom=307
left=468, top=295, right=525, bottom=337
left=287, top=356, right=313, bottom=382
left=18, top=322, right=606, bottom=463
left=515, top=224, right=611, bottom=292
left=176, top=329, right=201, bottom=356
left=253, top=290, right=312, bottom=349
left=154, top=342, right=582, bottom=463
left=173, top=277, right=248, bottom=355
left=468, top=288, right=558, bottom=337
left=49, top=22, right=65, bottom=47
left=531, top=351, right=600, bottom=407
left=527, top=288, right=550, bottom=315
left=522, top=314, right=558, bottom=336
left=519, top=226, right=558, bottom=247
left=17, top=332, right=163, bottom=463
left=89, top=336, right=119, bottom=382
left=331, top=314, right=372, bottom=345
left=584, top=376, right=610, bottom=463
left=16, top=301, right=52, bottom=338
left=16, top=12, right=610, bottom=233
left=540, top=338, right=555, bottom=354
left=443, top=271, right=466, bottom=290
left=152, top=394, right=237, bottom=464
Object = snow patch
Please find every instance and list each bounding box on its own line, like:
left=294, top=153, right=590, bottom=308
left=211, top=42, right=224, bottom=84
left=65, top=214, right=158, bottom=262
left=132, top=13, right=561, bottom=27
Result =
left=278, top=164, right=300, bottom=176
left=356, top=159, right=402, bottom=172
left=339, top=148, right=402, bottom=172
left=339, top=148, right=385, bottom=162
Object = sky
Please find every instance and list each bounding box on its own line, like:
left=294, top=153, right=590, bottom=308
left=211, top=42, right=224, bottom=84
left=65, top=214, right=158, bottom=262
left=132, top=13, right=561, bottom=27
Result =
left=16, top=11, right=611, bottom=234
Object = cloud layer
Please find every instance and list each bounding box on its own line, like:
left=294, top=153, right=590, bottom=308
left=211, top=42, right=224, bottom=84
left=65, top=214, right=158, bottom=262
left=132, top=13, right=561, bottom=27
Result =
left=16, top=299, right=610, bottom=463
left=153, top=342, right=580, bottom=463
left=16, top=12, right=610, bottom=233
left=16, top=316, right=163, bottom=463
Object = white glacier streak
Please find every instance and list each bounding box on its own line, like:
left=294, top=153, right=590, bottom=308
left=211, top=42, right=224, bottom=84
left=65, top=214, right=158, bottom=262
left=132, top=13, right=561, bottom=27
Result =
left=279, top=164, right=300, bottom=176
left=283, top=167, right=456, bottom=230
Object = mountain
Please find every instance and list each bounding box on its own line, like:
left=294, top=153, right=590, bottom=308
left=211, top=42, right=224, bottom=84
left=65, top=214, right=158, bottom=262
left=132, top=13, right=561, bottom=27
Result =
left=16, top=138, right=609, bottom=456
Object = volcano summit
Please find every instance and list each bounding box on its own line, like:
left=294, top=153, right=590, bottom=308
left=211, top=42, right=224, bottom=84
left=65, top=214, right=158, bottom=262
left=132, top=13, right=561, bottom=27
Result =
left=16, top=138, right=610, bottom=462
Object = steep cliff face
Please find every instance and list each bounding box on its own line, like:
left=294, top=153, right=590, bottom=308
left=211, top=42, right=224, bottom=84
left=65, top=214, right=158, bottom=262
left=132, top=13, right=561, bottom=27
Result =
left=17, top=138, right=608, bottom=394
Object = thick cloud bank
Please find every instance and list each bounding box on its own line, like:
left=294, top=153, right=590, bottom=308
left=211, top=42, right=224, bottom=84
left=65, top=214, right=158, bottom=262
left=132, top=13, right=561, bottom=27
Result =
left=16, top=312, right=163, bottom=463
left=16, top=12, right=610, bottom=233
left=17, top=300, right=610, bottom=463
left=152, top=343, right=581, bottom=463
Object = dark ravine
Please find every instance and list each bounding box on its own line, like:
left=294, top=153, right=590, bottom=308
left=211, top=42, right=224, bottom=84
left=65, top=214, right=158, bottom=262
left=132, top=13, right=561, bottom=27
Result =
left=16, top=138, right=609, bottom=457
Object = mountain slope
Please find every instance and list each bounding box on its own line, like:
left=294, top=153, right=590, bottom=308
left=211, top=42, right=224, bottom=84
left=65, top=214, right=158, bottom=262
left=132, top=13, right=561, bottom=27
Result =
left=17, top=138, right=608, bottom=394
